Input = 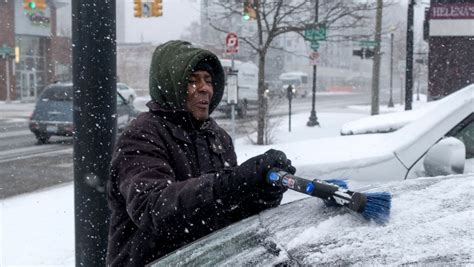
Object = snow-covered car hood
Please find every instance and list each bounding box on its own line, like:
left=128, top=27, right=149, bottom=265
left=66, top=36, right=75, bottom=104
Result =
left=151, top=174, right=473, bottom=266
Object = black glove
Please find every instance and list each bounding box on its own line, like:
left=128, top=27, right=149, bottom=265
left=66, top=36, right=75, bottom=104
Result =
left=213, top=149, right=296, bottom=205
left=236, top=149, right=296, bottom=189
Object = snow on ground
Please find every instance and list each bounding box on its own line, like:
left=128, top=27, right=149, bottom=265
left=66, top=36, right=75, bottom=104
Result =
left=0, top=101, right=34, bottom=123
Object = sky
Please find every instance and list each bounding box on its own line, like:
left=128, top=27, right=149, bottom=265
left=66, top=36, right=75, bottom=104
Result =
left=54, top=0, right=429, bottom=45
left=2, top=92, right=473, bottom=265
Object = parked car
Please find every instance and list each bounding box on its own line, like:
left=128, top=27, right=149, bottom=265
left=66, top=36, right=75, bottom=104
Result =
left=274, top=84, right=473, bottom=184
left=150, top=173, right=473, bottom=266
left=29, top=82, right=138, bottom=144
left=117, top=82, right=138, bottom=104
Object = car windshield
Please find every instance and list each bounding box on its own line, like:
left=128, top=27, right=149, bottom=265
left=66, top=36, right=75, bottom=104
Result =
left=40, top=86, right=73, bottom=101
left=282, top=79, right=300, bottom=86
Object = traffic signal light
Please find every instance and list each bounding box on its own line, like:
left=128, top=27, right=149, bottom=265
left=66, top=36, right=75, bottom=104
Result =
left=352, top=48, right=375, bottom=59
left=36, top=0, right=46, bottom=10
left=23, top=0, right=46, bottom=11
left=353, top=48, right=363, bottom=58
left=134, top=0, right=142, bottom=17
left=23, top=0, right=36, bottom=11
left=243, top=0, right=257, bottom=21
left=364, top=48, right=374, bottom=58
left=151, top=0, right=163, bottom=17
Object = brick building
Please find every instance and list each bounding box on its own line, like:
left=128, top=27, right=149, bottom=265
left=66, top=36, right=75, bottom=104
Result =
left=0, top=0, right=71, bottom=102
left=427, top=1, right=474, bottom=100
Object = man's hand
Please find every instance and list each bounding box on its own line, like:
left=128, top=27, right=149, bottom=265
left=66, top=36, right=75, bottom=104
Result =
left=237, top=149, right=296, bottom=189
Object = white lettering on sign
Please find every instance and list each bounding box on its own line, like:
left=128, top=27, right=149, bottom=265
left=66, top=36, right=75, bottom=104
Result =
left=430, top=4, right=474, bottom=19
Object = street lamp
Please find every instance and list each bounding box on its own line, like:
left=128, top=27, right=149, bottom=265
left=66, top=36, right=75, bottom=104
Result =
left=307, top=0, right=320, bottom=127
left=405, top=0, right=415, bottom=110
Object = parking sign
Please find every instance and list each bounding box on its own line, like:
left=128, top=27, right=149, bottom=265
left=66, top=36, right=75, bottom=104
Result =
left=225, top=32, right=239, bottom=54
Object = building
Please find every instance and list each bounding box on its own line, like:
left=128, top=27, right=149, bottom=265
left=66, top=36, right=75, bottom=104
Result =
left=0, top=0, right=71, bottom=102
left=426, top=0, right=474, bottom=100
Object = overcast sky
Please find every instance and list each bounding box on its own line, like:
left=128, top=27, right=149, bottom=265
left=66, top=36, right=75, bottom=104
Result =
left=56, top=0, right=427, bottom=45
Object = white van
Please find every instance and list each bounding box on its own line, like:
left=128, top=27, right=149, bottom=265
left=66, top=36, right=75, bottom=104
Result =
left=217, top=59, right=259, bottom=117
left=279, top=71, right=309, bottom=98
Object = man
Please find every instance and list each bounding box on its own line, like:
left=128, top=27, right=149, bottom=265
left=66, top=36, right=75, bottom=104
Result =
left=106, top=40, right=295, bottom=266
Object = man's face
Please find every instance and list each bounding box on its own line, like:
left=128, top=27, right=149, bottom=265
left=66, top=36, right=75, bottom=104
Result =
left=186, top=70, right=214, bottom=121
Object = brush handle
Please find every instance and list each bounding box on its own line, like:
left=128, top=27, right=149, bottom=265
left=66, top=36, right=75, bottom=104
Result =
left=267, top=170, right=367, bottom=213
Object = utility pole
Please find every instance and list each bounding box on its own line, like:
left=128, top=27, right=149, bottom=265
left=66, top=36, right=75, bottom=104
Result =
left=405, top=0, right=415, bottom=110
left=370, top=0, right=383, bottom=115
left=72, top=0, right=116, bottom=266
left=307, top=0, right=320, bottom=127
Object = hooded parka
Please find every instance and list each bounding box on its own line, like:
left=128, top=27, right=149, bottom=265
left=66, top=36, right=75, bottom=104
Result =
left=106, top=41, right=279, bottom=266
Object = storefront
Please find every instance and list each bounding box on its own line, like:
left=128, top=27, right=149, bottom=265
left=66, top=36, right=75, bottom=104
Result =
left=427, top=1, right=474, bottom=99
left=0, top=0, right=71, bottom=102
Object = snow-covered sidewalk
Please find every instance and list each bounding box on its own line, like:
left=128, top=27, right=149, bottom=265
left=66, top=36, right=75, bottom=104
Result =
left=0, top=101, right=34, bottom=123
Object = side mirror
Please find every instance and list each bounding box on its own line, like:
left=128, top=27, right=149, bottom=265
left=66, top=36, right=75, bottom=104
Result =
left=423, top=137, right=466, bottom=177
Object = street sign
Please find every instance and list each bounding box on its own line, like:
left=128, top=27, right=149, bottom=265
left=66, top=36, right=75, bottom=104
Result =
left=225, top=32, right=239, bottom=54
left=309, top=51, right=320, bottom=65
left=0, top=45, right=13, bottom=56
left=304, top=25, right=327, bottom=41
left=360, top=40, right=377, bottom=47
left=310, top=41, right=319, bottom=51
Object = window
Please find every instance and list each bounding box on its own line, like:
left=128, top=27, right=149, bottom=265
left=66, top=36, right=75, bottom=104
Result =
left=40, top=85, right=73, bottom=101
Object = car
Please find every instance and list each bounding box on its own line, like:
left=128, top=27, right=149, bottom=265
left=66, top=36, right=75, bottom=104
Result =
left=29, top=82, right=138, bottom=144
left=150, top=173, right=473, bottom=266
left=117, top=82, right=138, bottom=104
left=272, top=84, right=473, bottom=184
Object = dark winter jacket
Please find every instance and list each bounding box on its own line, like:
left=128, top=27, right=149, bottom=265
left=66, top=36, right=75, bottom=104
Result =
left=106, top=41, right=278, bottom=266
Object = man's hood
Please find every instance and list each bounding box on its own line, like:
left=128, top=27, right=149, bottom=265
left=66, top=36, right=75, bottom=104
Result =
left=149, top=40, right=225, bottom=114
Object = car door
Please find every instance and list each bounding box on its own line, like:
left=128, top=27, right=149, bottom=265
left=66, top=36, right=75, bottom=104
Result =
left=406, top=113, right=474, bottom=178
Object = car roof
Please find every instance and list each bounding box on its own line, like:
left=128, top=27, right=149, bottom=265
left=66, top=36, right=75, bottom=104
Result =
left=151, top=174, right=473, bottom=266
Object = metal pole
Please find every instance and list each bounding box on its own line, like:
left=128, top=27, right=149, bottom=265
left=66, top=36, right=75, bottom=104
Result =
left=388, top=32, right=394, bottom=107
left=72, top=0, right=116, bottom=266
left=5, top=57, right=10, bottom=103
left=289, top=96, right=292, bottom=132
left=405, top=0, right=415, bottom=110
left=370, top=0, right=383, bottom=115
left=231, top=54, right=235, bottom=140
left=307, top=0, right=319, bottom=127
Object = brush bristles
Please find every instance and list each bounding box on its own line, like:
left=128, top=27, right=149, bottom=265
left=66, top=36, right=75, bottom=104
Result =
left=361, top=192, right=391, bottom=224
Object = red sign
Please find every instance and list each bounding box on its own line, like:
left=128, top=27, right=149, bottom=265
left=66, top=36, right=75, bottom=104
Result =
left=225, top=32, right=238, bottom=54
left=430, top=4, right=474, bottom=19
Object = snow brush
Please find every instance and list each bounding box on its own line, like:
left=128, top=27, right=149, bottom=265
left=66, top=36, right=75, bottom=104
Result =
left=267, top=170, right=391, bottom=224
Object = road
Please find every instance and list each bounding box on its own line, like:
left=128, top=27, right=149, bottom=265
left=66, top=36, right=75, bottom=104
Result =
left=0, top=92, right=374, bottom=199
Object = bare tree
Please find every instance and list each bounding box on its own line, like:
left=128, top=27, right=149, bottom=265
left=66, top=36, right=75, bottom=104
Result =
left=243, top=96, right=284, bottom=145
left=205, top=0, right=376, bottom=145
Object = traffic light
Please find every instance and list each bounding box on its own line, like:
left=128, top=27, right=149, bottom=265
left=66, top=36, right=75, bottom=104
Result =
left=353, top=48, right=363, bottom=58
left=36, top=0, right=46, bottom=10
left=243, top=0, right=257, bottom=21
left=23, top=0, right=36, bottom=11
left=151, top=0, right=163, bottom=17
left=352, top=48, right=375, bottom=59
left=134, top=0, right=142, bottom=17
left=364, top=48, right=374, bottom=58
